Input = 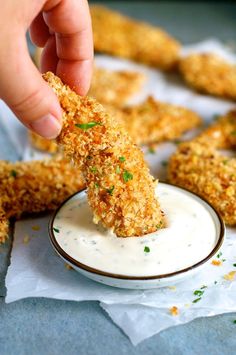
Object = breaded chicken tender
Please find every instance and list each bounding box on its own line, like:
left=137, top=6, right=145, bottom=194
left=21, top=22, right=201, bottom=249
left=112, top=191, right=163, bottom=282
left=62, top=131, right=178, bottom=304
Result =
left=43, top=72, right=163, bottom=237
left=179, top=53, right=236, bottom=100
left=168, top=111, right=236, bottom=225
left=0, top=158, right=85, bottom=243
left=113, top=96, right=201, bottom=145
left=91, top=5, right=181, bottom=70
left=89, top=67, right=145, bottom=106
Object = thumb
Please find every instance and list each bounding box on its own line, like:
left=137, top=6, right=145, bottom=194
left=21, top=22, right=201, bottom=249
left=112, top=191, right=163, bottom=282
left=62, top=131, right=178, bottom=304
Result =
left=0, top=36, right=62, bottom=139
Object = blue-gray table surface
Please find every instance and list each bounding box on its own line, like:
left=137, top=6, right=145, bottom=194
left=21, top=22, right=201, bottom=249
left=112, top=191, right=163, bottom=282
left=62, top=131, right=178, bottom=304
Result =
left=1, top=1, right=236, bottom=354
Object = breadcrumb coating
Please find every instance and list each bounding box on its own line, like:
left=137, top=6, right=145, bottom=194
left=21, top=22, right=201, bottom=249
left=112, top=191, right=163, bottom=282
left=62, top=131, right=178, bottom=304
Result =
left=0, top=206, right=9, bottom=244
left=43, top=71, right=163, bottom=237
left=0, top=158, right=85, bottom=243
left=179, top=53, right=236, bottom=100
left=168, top=111, right=236, bottom=225
left=91, top=5, right=181, bottom=70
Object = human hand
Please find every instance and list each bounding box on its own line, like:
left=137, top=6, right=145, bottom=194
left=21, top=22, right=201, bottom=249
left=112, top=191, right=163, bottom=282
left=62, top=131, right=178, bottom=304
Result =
left=0, top=0, right=93, bottom=139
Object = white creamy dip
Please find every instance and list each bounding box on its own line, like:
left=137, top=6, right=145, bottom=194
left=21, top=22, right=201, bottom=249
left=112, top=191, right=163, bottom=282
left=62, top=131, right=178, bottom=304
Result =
left=53, top=184, right=219, bottom=277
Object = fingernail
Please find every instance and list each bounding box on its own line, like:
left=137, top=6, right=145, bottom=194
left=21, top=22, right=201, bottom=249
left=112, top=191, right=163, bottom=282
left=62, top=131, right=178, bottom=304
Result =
left=29, top=114, right=61, bottom=139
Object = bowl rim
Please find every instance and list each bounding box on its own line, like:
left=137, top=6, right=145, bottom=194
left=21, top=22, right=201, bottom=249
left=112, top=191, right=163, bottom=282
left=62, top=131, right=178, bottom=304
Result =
left=48, top=182, right=225, bottom=281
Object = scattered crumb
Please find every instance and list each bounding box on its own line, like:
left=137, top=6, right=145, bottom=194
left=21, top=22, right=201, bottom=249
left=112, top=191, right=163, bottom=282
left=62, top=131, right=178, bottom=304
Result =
left=168, top=286, right=177, bottom=292
left=211, top=259, right=223, bottom=266
left=23, top=235, right=30, bottom=244
left=65, top=263, right=74, bottom=270
left=169, top=306, right=179, bottom=316
left=223, top=271, right=236, bottom=281
left=31, top=225, right=41, bottom=231
left=184, top=304, right=190, bottom=308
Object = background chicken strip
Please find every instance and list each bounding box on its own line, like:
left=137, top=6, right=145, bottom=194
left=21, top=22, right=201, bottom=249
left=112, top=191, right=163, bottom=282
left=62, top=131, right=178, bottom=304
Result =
left=91, top=5, right=181, bottom=70
left=179, top=53, right=236, bottom=100
left=0, top=158, right=85, bottom=243
left=168, top=111, right=236, bottom=225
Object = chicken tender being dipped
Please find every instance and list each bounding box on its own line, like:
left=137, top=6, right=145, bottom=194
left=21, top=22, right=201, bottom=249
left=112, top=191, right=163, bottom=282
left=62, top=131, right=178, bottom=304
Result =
left=43, top=72, right=164, bottom=237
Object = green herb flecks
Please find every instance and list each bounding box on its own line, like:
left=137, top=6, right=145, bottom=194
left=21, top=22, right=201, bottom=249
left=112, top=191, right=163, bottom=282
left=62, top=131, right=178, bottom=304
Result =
left=173, top=139, right=182, bottom=145
left=123, top=170, right=133, bottom=183
left=161, top=161, right=168, bottom=167
left=213, top=114, right=220, bottom=121
left=116, top=166, right=120, bottom=174
left=233, top=263, right=236, bottom=267
left=200, top=285, right=207, bottom=290
left=193, top=290, right=204, bottom=297
left=10, top=170, right=18, bottom=178
left=53, top=228, right=60, bottom=233
left=156, top=221, right=163, bottom=229
left=144, top=246, right=150, bottom=253
left=106, top=186, right=115, bottom=196
left=75, top=122, right=102, bottom=130
left=119, top=156, right=126, bottom=162
left=94, top=182, right=99, bottom=188
left=217, top=251, right=222, bottom=259
left=223, top=160, right=229, bottom=165
left=90, top=166, right=97, bottom=173
left=233, top=320, right=236, bottom=324
left=148, top=147, right=155, bottom=154
left=231, top=131, right=236, bottom=136
left=192, top=297, right=202, bottom=303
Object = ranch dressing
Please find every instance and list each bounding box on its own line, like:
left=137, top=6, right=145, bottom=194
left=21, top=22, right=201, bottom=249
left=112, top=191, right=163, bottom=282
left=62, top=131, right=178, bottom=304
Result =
left=53, top=184, right=218, bottom=277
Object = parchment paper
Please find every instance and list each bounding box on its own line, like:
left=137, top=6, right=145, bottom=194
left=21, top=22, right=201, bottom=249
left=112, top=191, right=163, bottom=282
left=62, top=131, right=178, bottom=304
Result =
left=2, top=40, right=236, bottom=345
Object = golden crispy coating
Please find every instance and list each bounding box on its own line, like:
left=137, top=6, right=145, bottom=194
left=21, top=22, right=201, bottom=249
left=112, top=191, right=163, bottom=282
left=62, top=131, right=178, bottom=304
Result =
left=91, top=5, right=181, bottom=70
left=0, top=206, right=9, bottom=244
left=196, top=113, right=236, bottom=149
left=29, top=131, right=58, bottom=153
left=113, top=96, right=201, bottom=145
left=29, top=97, right=201, bottom=153
left=43, top=71, right=163, bottom=237
left=89, top=67, right=145, bottom=106
left=168, top=111, right=236, bottom=225
left=179, top=53, right=236, bottom=100
left=0, top=158, right=85, bottom=243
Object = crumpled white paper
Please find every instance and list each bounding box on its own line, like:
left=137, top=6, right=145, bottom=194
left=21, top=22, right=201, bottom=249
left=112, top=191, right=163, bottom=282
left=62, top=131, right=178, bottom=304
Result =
left=3, top=39, right=236, bottom=345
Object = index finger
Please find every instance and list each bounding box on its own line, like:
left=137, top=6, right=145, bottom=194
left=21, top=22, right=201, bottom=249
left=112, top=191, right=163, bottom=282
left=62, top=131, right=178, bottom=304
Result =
left=43, top=0, right=93, bottom=94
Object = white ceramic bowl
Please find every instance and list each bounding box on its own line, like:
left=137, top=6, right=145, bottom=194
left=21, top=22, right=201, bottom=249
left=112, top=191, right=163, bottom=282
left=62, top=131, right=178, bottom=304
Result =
left=49, top=183, right=225, bottom=289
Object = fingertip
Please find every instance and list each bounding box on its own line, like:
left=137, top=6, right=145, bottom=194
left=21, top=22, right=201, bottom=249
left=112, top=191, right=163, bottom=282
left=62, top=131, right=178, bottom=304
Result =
left=57, top=58, right=93, bottom=95
left=29, top=113, right=62, bottom=139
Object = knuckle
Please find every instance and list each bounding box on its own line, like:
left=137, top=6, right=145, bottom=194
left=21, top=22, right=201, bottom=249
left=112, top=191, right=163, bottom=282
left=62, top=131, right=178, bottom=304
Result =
left=11, top=89, right=43, bottom=115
